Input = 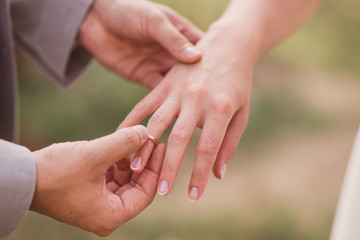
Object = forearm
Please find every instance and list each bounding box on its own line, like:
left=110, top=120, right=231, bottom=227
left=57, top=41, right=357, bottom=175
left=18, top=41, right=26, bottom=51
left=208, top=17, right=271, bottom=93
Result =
left=200, top=0, right=322, bottom=67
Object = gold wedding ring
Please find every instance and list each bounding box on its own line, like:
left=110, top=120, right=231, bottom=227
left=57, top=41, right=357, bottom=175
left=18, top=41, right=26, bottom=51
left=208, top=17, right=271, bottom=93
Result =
left=148, top=134, right=158, bottom=145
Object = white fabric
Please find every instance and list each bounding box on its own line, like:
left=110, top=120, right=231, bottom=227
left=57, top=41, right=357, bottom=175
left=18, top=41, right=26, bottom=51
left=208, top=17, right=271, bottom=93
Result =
left=330, top=126, right=360, bottom=240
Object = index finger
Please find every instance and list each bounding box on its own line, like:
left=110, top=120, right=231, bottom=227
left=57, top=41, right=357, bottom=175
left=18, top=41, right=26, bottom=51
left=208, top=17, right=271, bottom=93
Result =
left=118, top=84, right=167, bottom=129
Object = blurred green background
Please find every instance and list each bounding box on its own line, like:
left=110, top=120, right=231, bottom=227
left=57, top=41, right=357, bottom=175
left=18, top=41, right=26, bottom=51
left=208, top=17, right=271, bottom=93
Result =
left=5, top=0, right=360, bottom=239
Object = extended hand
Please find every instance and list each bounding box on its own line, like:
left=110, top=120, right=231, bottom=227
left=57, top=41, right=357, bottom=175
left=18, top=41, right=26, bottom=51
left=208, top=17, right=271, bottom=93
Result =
left=118, top=28, right=255, bottom=201
left=79, top=0, right=203, bottom=88
left=31, top=126, right=165, bottom=236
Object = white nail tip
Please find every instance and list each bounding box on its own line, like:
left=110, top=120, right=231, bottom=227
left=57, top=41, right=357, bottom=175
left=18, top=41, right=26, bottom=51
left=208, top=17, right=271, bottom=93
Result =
left=131, top=156, right=142, bottom=170
left=221, top=164, right=227, bottom=179
left=188, top=187, right=199, bottom=202
left=158, top=180, right=168, bottom=196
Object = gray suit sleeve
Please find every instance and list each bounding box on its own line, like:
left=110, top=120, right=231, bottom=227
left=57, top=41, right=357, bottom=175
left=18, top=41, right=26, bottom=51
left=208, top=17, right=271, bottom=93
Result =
left=0, top=139, right=36, bottom=238
left=10, top=0, right=94, bottom=85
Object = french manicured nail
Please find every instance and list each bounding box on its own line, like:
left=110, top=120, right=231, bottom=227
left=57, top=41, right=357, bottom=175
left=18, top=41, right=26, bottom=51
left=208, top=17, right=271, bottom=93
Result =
left=132, top=125, right=148, bottom=142
left=221, top=164, right=227, bottom=179
left=181, top=46, right=201, bottom=59
left=158, top=180, right=169, bottom=196
left=131, top=156, right=142, bottom=170
left=188, top=187, right=199, bottom=202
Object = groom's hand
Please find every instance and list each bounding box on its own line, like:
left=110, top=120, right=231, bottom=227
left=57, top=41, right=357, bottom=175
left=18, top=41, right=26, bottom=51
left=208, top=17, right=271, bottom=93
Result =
left=78, top=0, right=203, bottom=89
left=31, top=126, right=165, bottom=236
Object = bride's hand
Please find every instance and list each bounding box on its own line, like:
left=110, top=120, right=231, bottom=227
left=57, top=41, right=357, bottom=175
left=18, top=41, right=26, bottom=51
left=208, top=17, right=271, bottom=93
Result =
left=118, top=23, right=258, bottom=200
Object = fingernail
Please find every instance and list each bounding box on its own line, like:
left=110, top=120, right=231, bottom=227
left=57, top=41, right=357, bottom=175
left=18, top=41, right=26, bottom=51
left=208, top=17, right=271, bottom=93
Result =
left=158, top=180, right=169, bottom=196
left=181, top=46, right=201, bottom=59
left=188, top=187, right=199, bottom=202
left=131, top=156, right=142, bottom=170
left=132, top=125, right=148, bottom=142
left=221, top=164, right=227, bottom=179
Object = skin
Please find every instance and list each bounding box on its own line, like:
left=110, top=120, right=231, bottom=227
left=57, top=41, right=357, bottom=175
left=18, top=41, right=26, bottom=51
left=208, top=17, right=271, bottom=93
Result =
left=30, top=0, right=203, bottom=234
left=31, top=126, right=166, bottom=236
left=119, top=0, right=323, bottom=201
left=78, top=0, right=203, bottom=89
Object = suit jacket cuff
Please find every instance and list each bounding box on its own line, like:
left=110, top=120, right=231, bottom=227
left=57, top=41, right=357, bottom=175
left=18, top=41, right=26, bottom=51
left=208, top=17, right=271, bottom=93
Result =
left=0, top=140, right=36, bottom=238
left=11, top=0, right=94, bottom=86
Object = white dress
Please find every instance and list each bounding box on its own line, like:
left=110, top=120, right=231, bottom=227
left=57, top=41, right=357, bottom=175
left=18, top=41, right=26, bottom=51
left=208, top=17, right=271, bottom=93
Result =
left=330, top=127, right=360, bottom=240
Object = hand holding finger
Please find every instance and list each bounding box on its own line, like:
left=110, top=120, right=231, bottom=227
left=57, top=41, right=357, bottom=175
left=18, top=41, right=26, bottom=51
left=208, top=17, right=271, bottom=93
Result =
left=87, top=125, right=149, bottom=174
left=114, top=143, right=166, bottom=220
left=130, top=100, right=179, bottom=172
left=147, top=10, right=202, bottom=63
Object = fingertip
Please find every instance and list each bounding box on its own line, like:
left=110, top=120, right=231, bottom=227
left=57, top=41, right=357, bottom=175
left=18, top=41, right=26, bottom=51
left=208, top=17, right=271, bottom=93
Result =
left=132, top=125, right=149, bottom=143
left=212, top=160, right=223, bottom=179
left=213, top=159, right=227, bottom=180
left=188, top=187, right=199, bottom=202
left=130, top=156, right=142, bottom=171
left=179, top=45, right=202, bottom=63
left=157, top=180, right=169, bottom=196
left=213, top=167, right=222, bottom=180
left=131, top=137, right=161, bottom=173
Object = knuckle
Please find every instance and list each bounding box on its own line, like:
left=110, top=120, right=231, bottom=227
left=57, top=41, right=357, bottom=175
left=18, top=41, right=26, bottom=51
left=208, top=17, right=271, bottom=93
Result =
left=95, top=230, right=111, bottom=237
left=148, top=10, right=164, bottom=24
left=169, top=127, right=189, bottom=144
left=191, top=169, right=208, bottom=183
left=198, top=139, right=218, bottom=155
left=157, top=4, right=172, bottom=14
left=91, top=225, right=109, bottom=237
left=122, top=129, right=140, bottom=146
left=212, top=95, right=233, bottom=115
left=188, top=86, right=207, bottom=103
left=133, top=100, right=147, bottom=112
left=147, top=12, right=166, bottom=36
left=91, top=220, right=116, bottom=237
left=170, top=34, right=186, bottom=49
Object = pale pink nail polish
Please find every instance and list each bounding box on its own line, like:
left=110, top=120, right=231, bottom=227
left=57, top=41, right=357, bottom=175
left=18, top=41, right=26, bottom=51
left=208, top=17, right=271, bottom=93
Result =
left=221, top=164, right=227, bottom=179
left=131, top=156, right=142, bottom=170
left=188, top=187, right=199, bottom=202
left=158, top=180, right=169, bottom=196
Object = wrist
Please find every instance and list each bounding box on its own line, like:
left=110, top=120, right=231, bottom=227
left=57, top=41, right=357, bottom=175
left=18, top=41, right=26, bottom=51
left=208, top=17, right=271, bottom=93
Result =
left=206, top=20, right=265, bottom=64
left=30, top=148, right=52, bottom=214
left=30, top=150, right=42, bottom=212
left=195, top=21, right=263, bottom=77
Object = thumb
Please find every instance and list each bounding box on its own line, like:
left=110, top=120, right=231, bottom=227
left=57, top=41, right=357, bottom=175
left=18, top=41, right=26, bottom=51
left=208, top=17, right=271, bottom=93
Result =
left=87, top=125, right=149, bottom=168
left=149, top=16, right=202, bottom=64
